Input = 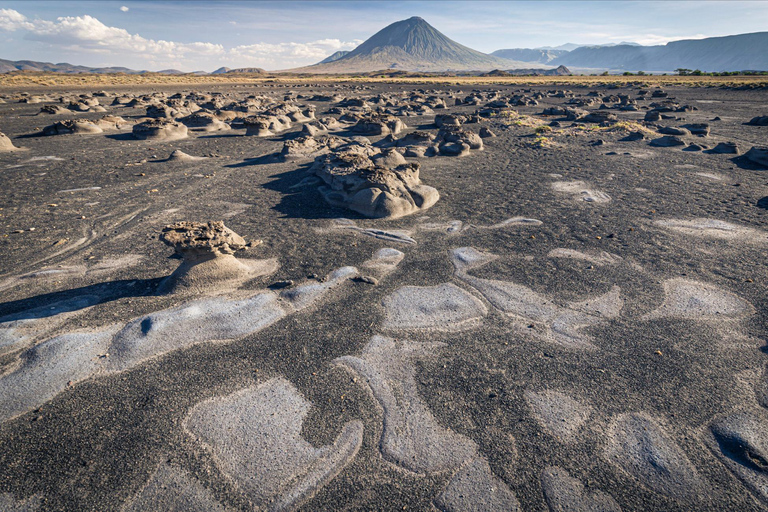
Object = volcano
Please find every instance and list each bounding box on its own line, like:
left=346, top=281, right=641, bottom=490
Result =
left=292, top=17, right=540, bottom=73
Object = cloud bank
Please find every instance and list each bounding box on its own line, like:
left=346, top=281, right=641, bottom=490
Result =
left=0, top=8, right=361, bottom=71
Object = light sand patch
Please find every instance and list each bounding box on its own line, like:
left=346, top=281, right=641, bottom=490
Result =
left=695, top=172, right=724, bottom=181
left=605, top=413, right=705, bottom=500
left=124, top=464, right=231, bottom=512
left=57, top=186, right=102, bottom=193
left=106, top=293, right=286, bottom=373
left=416, top=220, right=464, bottom=234
left=362, top=248, right=404, bottom=278
left=541, top=466, right=621, bottom=512
left=551, top=181, right=611, bottom=204
left=0, top=329, right=117, bottom=423
left=184, top=378, right=363, bottom=511
left=643, top=278, right=752, bottom=321
left=335, top=336, right=476, bottom=473
left=525, top=390, right=592, bottom=443
left=451, top=248, right=621, bottom=349
left=449, top=246, right=499, bottom=273
left=335, top=336, right=519, bottom=508
left=279, top=266, right=357, bottom=311
left=0, top=266, right=358, bottom=423
left=481, top=217, right=543, bottom=230
left=435, top=457, right=520, bottom=512
left=548, top=248, right=623, bottom=266
left=653, top=218, right=767, bottom=243
left=382, top=283, right=487, bottom=332
left=706, top=410, right=768, bottom=506
left=0, top=493, right=40, bottom=511
left=0, top=295, right=101, bottom=355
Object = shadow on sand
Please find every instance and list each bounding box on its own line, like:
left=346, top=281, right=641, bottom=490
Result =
left=0, top=277, right=165, bottom=320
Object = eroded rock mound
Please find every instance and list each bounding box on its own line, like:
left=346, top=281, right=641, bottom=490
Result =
left=179, top=112, right=230, bottom=132
left=158, top=221, right=257, bottom=294
left=745, top=146, right=768, bottom=168
left=352, top=114, right=406, bottom=136
left=42, top=120, right=103, bottom=136
left=311, top=143, right=439, bottom=218
left=0, top=132, right=20, bottom=151
left=132, top=119, right=188, bottom=141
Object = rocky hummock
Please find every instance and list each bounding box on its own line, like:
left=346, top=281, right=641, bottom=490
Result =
left=311, top=142, right=439, bottom=218
left=42, top=120, right=103, bottom=136
left=745, top=146, right=768, bottom=168
left=158, top=221, right=259, bottom=294
left=0, top=132, right=20, bottom=151
left=132, top=118, right=188, bottom=141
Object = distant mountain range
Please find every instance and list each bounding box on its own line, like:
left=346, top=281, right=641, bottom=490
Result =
left=483, top=65, right=571, bottom=77
left=211, top=67, right=266, bottom=74
left=550, top=32, right=768, bottom=71
left=3, top=20, right=767, bottom=75
left=292, top=16, right=540, bottom=73
left=0, top=58, right=207, bottom=75
left=490, top=49, right=568, bottom=65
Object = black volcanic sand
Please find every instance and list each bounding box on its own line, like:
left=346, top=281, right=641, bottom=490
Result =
left=0, top=82, right=768, bottom=511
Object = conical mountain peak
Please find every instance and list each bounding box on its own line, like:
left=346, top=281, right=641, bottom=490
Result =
left=296, top=17, right=541, bottom=73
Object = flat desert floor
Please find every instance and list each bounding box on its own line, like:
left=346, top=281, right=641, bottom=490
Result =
left=1, top=79, right=768, bottom=511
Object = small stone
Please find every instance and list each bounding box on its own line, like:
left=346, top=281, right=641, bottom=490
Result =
left=269, top=280, right=294, bottom=289
left=352, top=276, right=379, bottom=285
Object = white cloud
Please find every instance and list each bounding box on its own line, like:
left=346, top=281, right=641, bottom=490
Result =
left=0, top=9, right=360, bottom=70
left=0, top=8, right=35, bottom=31
left=120, top=6, right=129, bottom=13
left=611, top=33, right=708, bottom=46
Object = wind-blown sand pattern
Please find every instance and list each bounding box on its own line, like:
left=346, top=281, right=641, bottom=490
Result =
left=653, top=218, right=767, bottom=243
left=0, top=265, right=358, bottom=423
left=525, top=390, right=592, bottom=443
left=184, top=378, right=363, bottom=511
left=382, top=283, right=487, bottom=331
left=605, top=413, right=705, bottom=501
left=551, top=181, right=611, bottom=204
left=335, top=336, right=519, bottom=508
left=451, top=247, right=622, bottom=349
left=124, top=464, right=231, bottom=512
left=541, top=466, right=621, bottom=512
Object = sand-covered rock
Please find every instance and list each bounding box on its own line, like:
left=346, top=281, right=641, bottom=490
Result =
left=132, top=118, right=188, bottom=141
left=94, top=115, right=131, bottom=131
left=178, top=112, right=230, bottom=132
left=352, top=114, right=406, bottom=136
left=158, top=221, right=259, bottom=294
left=650, top=135, right=685, bottom=147
left=42, top=120, right=103, bottom=135
left=311, top=143, right=439, bottom=218
left=745, top=146, right=768, bottom=167
left=711, top=141, right=739, bottom=154
left=746, top=115, right=768, bottom=126
left=0, top=132, right=20, bottom=151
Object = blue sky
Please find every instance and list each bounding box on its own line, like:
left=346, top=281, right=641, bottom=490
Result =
left=1, top=1, right=766, bottom=71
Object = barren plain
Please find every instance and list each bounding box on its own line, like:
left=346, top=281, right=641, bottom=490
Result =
left=1, top=77, right=768, bottom=511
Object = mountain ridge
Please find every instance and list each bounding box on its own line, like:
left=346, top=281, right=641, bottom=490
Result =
left=552, top=32, right=768, bottom=71
left=291, top=17, right=543, bottom=73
